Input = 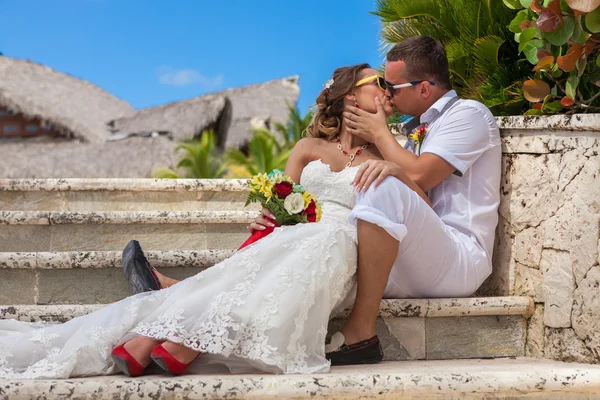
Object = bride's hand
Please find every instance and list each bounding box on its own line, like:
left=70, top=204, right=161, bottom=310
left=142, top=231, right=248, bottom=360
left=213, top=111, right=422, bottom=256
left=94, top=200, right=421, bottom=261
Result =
left=248, top=207, right=276, bottom=233
left=352, top=159, right=401, bottom=193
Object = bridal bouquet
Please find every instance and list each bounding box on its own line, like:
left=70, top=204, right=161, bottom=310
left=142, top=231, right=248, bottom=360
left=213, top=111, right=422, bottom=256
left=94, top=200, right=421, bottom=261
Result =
left=238, top=169, right=323, bottom=250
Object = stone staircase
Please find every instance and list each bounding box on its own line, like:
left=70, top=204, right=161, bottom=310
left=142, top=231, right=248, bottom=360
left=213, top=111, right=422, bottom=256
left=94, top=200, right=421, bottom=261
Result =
left=3, top=359, right=600, bottom=399
left=1, top=178, right=599, bottom=399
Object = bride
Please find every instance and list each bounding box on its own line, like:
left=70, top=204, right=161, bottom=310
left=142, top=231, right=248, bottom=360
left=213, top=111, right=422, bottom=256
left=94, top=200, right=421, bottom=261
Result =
left=0, top=64, right=429, bottom=379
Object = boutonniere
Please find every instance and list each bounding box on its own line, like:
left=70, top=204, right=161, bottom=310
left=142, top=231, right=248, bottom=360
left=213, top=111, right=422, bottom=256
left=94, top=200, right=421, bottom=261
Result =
left=409, top=125, right=428, bottom=155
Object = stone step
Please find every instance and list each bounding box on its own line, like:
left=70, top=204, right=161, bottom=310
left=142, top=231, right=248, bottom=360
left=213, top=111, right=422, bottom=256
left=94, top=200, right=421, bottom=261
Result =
left=0, top=178, right=255, bottom=211
left=0, top=250, right=235, bottom=304
left=0, top=250, right=235, bottom=269
left=0, top=297, right=533, bottom=361
left=0, top=210, right=253, bottom=253
left=2, top=358, right=600, bottom=399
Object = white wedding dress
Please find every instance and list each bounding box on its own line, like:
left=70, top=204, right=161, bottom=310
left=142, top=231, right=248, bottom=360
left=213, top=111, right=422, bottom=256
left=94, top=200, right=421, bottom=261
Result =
left=0, top=160, right=360, bottom=379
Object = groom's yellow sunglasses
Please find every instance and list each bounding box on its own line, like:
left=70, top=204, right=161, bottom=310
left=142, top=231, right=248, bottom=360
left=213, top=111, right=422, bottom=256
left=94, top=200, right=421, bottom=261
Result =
left=355, top=75, right=386, bottom=92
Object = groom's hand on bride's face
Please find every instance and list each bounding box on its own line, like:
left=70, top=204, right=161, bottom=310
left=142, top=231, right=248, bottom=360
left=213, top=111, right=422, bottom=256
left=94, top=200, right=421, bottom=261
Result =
left=352, top=159, right=400, bottom=193
left=343, top=97, right=389, bottom=144
left=248, top=208, right=277, bottom=233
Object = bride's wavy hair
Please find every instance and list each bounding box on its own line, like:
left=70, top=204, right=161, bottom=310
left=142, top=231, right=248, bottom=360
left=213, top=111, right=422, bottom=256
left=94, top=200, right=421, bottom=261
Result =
left=305, top=63, right=371, bottom=141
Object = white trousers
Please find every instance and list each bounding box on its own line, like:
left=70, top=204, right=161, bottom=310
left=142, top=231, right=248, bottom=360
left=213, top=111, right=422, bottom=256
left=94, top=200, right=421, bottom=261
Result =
left=348, top=177, right=491, bottom=298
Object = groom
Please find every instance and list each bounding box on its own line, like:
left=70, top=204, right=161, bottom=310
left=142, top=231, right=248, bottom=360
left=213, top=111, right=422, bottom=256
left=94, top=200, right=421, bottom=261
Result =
left=324, top=36, right=501, bottom=364
left=123, top=36, right=501, bottom=366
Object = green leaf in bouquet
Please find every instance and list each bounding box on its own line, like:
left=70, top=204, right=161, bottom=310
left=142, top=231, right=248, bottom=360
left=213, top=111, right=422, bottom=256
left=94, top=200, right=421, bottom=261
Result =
left=244, top=191, right=267, bottom=207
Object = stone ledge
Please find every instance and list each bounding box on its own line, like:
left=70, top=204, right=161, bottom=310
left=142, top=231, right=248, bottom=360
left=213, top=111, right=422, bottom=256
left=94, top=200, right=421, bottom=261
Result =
left=0, top=210, right=256, bottom=225
left=390, top=113, right=600, bottom=135
left=495, top=114, right=600, bottom=133
left=0, top=297, right=533, bottom=322
left=1, top=359, right=599, bottom=399
left=343, top=296, right=533, bottom=319
left=0, top=250, right=236, bottom=269
left=0, top=178, right=249, bottom=192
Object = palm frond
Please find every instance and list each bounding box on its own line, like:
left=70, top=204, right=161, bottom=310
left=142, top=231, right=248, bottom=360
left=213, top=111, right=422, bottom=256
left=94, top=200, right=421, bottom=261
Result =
left=374, top=0, right=525, bottom=115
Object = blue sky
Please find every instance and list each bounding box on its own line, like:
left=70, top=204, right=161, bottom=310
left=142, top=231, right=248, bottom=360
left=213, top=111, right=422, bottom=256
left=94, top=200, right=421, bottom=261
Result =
left=1, top=0, right=385, bottom=115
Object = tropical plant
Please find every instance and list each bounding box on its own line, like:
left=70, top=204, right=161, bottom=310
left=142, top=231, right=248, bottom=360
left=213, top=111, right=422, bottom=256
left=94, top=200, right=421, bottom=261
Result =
left=153, top=130, right=227, bottom=179
left=504, top=0, right=600, bottom=114
left=154, top=107, right=312, bottom=179
left=373, top=0, right=532, bottom=115
left=224, top=130, right=293, bottom=178
left=224, top=106, right=313, bottom=178
left=273, top=105, right=314, bottom=149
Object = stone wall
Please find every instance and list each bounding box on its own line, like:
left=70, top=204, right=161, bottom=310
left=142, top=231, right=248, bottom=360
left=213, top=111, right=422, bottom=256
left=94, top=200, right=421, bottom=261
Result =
left=395, top=114, right=600, bottom=363
left=484, top=114, right=599, bottom=364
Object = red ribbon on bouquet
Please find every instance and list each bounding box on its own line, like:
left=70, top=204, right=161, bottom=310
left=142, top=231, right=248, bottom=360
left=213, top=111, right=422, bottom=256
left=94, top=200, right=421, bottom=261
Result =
left=237, top=216, right=280, bottom=250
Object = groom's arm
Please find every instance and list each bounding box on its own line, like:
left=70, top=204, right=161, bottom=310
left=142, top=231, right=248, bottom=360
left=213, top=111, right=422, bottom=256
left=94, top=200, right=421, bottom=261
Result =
left=345, top=101, right=490, bottom=192
left=371, top=135, right=454, bottom=192
left=344, top=101, right=454, bottom=192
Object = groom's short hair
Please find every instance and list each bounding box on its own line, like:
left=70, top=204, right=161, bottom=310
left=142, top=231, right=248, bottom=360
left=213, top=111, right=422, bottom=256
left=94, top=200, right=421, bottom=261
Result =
left=387, top=36, right=451, bottom=90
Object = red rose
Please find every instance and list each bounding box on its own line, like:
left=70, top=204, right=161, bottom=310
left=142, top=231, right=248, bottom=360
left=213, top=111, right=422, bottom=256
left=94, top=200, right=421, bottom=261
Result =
left=274, top=181, right=293, bottom=199
left=304, top=200, right=316, bottom=215
left=304, top=200, right=317, bottom=222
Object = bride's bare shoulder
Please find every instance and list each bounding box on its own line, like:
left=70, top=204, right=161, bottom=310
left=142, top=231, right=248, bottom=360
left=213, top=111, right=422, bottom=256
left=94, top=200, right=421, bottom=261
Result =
left=291, top=137, right=330, bottom=156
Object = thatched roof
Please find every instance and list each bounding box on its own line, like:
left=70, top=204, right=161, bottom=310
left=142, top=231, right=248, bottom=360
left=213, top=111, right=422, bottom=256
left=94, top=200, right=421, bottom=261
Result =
left=108, top=93, right=228, bottom=143
left=219, top=76, right=299, bottom=148
left=0, top=57, right=134, bottom=143
left=0, top=137, right=176, bottom=178
left=109, top=76, right=300, bottom=148
left=0, top=56, right=299, bottom=178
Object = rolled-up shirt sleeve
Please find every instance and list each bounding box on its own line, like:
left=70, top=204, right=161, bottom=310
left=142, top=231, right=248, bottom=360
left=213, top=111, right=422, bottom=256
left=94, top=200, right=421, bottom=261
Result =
left=420, top=105, right=492, bottom=177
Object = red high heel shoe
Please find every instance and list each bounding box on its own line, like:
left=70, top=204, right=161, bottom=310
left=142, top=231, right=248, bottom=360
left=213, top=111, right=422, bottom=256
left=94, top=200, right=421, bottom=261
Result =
left=150, top=344, right=198, bottom=375
left=111, top=343, right=147, bottom=377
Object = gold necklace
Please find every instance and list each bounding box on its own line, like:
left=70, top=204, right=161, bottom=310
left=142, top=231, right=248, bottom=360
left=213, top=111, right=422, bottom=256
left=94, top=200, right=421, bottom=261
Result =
left=336, top=137, right=369, bottom=168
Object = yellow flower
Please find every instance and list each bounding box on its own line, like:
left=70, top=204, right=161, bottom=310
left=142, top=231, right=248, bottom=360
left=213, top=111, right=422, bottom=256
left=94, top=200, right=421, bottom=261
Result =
left=409, top=133, right=419, bottom=142
left=302, top=192, right=314, bottom=208
left=250, top=173, right=268, bottom=191
left=315, top=204, right=323, bottom=222
left=259, top=180, right=274, bottom=202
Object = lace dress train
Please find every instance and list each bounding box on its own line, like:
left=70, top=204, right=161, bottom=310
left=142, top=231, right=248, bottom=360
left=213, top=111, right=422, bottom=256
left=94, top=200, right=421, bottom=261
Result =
left=0, top=160, right=360, bottom=379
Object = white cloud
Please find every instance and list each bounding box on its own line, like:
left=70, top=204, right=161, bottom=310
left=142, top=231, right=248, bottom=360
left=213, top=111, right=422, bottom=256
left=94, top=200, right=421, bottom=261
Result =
left=157, top=66, right=224, bottom=89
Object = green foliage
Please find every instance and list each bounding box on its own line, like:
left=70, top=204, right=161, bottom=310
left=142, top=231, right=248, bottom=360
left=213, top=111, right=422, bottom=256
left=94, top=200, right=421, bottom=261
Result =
left=224, top=106, right=312, bottom=178
left=374, top=0, right=532, bottom=115
left=152, top=130, right=227, bottom=179
left=273, top=104, right=314, bottom=148
left=154, top=107, right=311, bottom=180
left=506, top=0, right=600, bottom=114
left=224, top=130, right=292, bottom=178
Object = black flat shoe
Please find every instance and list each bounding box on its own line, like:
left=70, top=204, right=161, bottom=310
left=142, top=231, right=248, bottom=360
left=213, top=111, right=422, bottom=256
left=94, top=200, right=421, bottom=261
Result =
left=325, top=331, right=384, bottom=366
left=122, top=240, right=162, bottom=295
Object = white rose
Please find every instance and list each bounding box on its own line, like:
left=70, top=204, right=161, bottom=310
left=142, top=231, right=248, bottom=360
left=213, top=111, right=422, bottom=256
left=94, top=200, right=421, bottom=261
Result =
left=284, top=193, right=305, bottom=215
